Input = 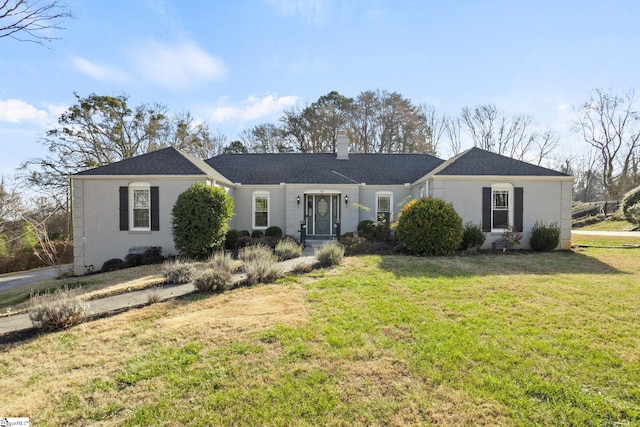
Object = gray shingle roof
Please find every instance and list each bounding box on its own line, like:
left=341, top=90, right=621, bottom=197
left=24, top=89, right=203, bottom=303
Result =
left=205, top=153, right=445, bottom=185
left=74, top=147, right=227, bottom=181
left=433, top=147, right=570, bottom=177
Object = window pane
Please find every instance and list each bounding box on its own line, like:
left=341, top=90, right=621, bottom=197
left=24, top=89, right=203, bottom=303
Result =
left=255, top=196, right=268, bottom=212
left=493, top=210, right=509, bottom=229
left=134, top=189, right=149, bottom=208
left=493, top=191, right=508, bottom=209
left=378, top=197, right=390, bottom=212
left=255, top=212, right=268, bottom=227
left=133, top=209, right=150, bottom=228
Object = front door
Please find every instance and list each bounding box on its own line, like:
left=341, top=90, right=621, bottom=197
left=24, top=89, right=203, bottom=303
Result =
left=315, top=196, right=331, bottom=234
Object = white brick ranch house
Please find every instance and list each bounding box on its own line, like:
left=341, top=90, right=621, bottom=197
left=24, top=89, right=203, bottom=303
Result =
left=71, top=133, right=573, bottom=275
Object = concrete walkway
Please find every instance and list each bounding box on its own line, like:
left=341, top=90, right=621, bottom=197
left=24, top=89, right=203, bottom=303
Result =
left=0, top=249, right=318, bottom=341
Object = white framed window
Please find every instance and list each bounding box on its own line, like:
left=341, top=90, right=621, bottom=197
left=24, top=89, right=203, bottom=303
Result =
left=253, top=191, right=270, bottom=229
left=491, top=184, right=513, bottom=231
left=376, top=191, right=393, bottom=223
left=130, top=183, right=151, bottom=231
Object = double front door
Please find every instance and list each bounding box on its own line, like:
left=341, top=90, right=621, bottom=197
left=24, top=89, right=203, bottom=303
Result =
left=305, top=194, right=340, bottom=236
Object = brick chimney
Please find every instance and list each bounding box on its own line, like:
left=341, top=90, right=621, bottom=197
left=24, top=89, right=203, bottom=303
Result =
left=336, top=130, right=349, bottom=160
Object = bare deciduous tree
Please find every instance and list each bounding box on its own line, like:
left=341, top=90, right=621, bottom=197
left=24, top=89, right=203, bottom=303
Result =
left=0, top=0, right=71, bottom=44
left=574, top=88, right=640, bottom=199
left=460, top=104, right=539, bottom=161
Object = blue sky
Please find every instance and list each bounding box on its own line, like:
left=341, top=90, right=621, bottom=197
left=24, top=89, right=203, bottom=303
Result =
left=1, top=0, right=639, bottom=179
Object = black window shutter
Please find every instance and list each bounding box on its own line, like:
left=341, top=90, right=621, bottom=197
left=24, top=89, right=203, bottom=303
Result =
left=151, top=186, right=160, bottom=231
left=514, top=187, right=524, bottom=232
left=482, top=187, right=491, bottom=232
left=119, top=187, right=129, bottom=231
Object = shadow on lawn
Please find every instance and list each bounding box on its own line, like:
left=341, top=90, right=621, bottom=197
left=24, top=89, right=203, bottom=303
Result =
left=379, top=250, right=623, bottom=278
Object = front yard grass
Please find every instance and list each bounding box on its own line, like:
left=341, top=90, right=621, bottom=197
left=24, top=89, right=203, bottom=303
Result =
left=1, top=249, right=639, bottom=425
left=0, top=264, right=164, bottom=314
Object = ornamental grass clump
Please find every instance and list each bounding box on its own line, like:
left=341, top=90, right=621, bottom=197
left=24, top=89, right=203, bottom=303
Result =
left=274, top=238, right=303, bottom=261
left=162, top=259, right=195, bottom=284
left=29, top=286, right=89, bottom=331
left=207, top=251, right=238, bottom=274
left=315, top=241, right=345, bottom=267
left=529, top=220, right=561, bottom=251
left=193, top=268, right=234, bottom=292
left=239, top=244, right=283, bottom=285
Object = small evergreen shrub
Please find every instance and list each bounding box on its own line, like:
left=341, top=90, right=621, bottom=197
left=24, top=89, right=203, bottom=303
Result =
left=275, top=238, right=303, bottom=261
left=460, top=222, right=486, bottom=250
left=357, top=220, right=375, bottom=239
left=162, top=259, right=195, bottom=284
left=251, top=230, right=265, bottom=238
left=315, top=241, right=344, bottom=267
left=529, top=221, right=561, bottom=251
left=257, top=236, right=278, bottom=249
left=101, top=258, right=126, bottom=272
left=140, top=246, right=164, bottom=265
left=239, top=244, right=283, bottom=285
left=125, top=252, right=143, bottom=267
left=265, top=226, right=283, bottom=238
left=193, top=268, right=233, bottom=292
left=240, top=230, right=251, bottom=237
left=621, top=185, right=640, bottom=221
left=395, top=197, right=463, bottom=256
left=29, top=286, right=89, bottom=331
left=234, top=236, right=254, bottom=251
left=338, top=232, right=376, bottom=255
left=225, top=229, right=242, bottom=251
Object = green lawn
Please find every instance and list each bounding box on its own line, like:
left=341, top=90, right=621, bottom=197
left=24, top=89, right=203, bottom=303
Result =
left=577, top=219, right=637, bottom=231
left=1, top=249, right=639, bottom=425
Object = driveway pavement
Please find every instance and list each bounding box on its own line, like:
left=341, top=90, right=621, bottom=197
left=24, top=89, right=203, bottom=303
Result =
left=0, top=265, right=73, bottom=292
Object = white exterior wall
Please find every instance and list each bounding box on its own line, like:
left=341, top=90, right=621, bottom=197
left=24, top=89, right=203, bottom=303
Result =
left=231, top=186, right=286, bottom=234
left=430, top=177, right=573, bottom=250
left=72, top=176, right=212, bottom=275
left=357, top=186, right=413, bottom=223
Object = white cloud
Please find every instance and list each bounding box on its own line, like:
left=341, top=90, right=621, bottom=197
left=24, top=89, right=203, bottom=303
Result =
left=210, top=95, right=298, bottom=123
left=0, top=99, right=50, bottom=124
left=130, top=39, right=226, bottom=91
left=71, top=57, right=131, bottom=83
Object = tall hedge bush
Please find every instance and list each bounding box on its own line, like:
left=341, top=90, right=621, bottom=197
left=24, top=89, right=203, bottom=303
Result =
left=171, top=183, right=234, bottom=259
left=395, top=197, right=463, bottom=255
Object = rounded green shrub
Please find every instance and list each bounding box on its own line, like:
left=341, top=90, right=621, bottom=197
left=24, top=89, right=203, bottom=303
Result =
left=395, top=197, right=463, bottom=256
left=251, top=230, right=264, bottom=238
left=265, top=226, right=283, bottom=238
left=621, top=185, right=640, bottom=222
left=101, top=258, right=126, bottom=272
left=171, top=183, right=234, bottom=259
left=460, top=222, right=486, bottom=250
left=240, top=230, right=251, bottom=237
left=529, top=221, right=561, bottom=251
